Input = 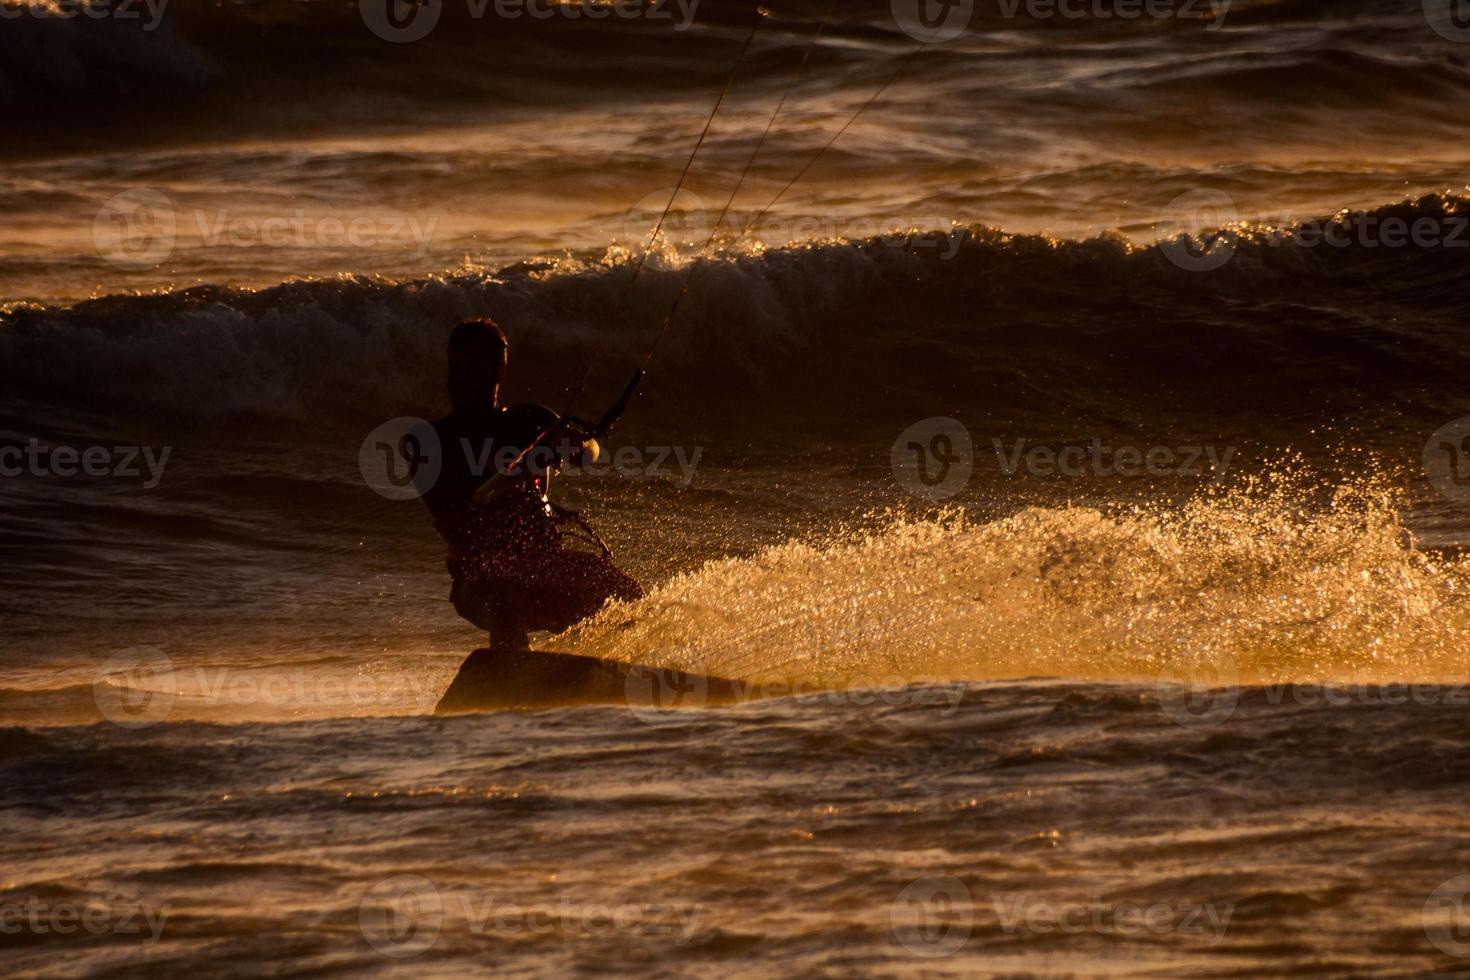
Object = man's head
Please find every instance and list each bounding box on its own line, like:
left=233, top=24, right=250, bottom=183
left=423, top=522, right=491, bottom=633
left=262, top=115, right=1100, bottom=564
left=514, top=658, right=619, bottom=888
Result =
left=447, top=318, right=508, bottom=414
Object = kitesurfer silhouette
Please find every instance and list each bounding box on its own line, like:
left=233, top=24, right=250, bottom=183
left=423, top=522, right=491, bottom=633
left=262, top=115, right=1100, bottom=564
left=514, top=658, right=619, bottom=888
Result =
left=418, top=318, right=643, bottom=650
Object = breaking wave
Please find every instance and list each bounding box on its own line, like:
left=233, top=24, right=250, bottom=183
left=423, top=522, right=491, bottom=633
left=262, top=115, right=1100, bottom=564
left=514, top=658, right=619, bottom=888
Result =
left=2, top=193, right=1467, bottom=440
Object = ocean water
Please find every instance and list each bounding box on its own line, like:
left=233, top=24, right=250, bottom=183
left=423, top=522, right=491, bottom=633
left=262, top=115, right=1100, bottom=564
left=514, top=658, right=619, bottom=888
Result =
left=6, top=685, right=1470, bottom=976
left=3, top=0, right=1470, bottom=974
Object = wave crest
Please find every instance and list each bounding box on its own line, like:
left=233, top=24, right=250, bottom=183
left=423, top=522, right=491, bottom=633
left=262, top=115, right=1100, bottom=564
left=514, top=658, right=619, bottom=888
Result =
left=2, top=194, right=1467, bottom=436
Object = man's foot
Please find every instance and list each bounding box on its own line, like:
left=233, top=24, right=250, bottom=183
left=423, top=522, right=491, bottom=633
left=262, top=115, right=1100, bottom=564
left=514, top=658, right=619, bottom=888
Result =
left=490, top=622, right=531, bottom=651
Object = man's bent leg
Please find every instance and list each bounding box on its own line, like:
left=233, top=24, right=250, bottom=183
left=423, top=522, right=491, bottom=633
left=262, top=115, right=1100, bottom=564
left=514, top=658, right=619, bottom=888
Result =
left=451, top=553, right=639, bottom=646
left=524, top=552, right=643, bottom=636
left=451, top=576, right=531, bottom=650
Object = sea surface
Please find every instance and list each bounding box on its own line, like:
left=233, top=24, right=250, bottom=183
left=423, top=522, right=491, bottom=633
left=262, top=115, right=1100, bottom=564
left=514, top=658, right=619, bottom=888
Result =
left=3, top=0, right=1470, bottom=975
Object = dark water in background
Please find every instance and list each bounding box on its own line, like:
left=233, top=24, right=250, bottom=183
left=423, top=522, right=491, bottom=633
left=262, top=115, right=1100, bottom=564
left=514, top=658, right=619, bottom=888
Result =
left=3, top=0, right=1470, bottom=974
left=4, top=0, right=1470, bottom=302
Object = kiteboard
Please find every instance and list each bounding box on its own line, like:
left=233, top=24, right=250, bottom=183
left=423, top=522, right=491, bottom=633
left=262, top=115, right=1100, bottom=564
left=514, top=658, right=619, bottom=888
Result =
left=435, top=647, right=741, bottom=714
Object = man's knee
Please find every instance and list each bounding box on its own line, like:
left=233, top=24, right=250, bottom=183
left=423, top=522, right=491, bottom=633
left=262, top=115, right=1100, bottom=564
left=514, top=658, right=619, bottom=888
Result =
left=451, top=577, right=500, bottom=631
left=561, top=552, right=642, bottom=603
left=452, top=555, right=641, bottom=638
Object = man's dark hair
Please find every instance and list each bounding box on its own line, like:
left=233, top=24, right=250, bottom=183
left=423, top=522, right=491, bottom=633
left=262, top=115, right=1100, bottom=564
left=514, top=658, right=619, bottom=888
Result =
left=449, top=318, right=508, bottom=357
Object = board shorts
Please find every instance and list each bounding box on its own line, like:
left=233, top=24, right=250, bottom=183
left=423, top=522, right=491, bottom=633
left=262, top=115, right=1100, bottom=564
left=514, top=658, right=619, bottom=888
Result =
left=450, top=549, right=644, bottom=637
